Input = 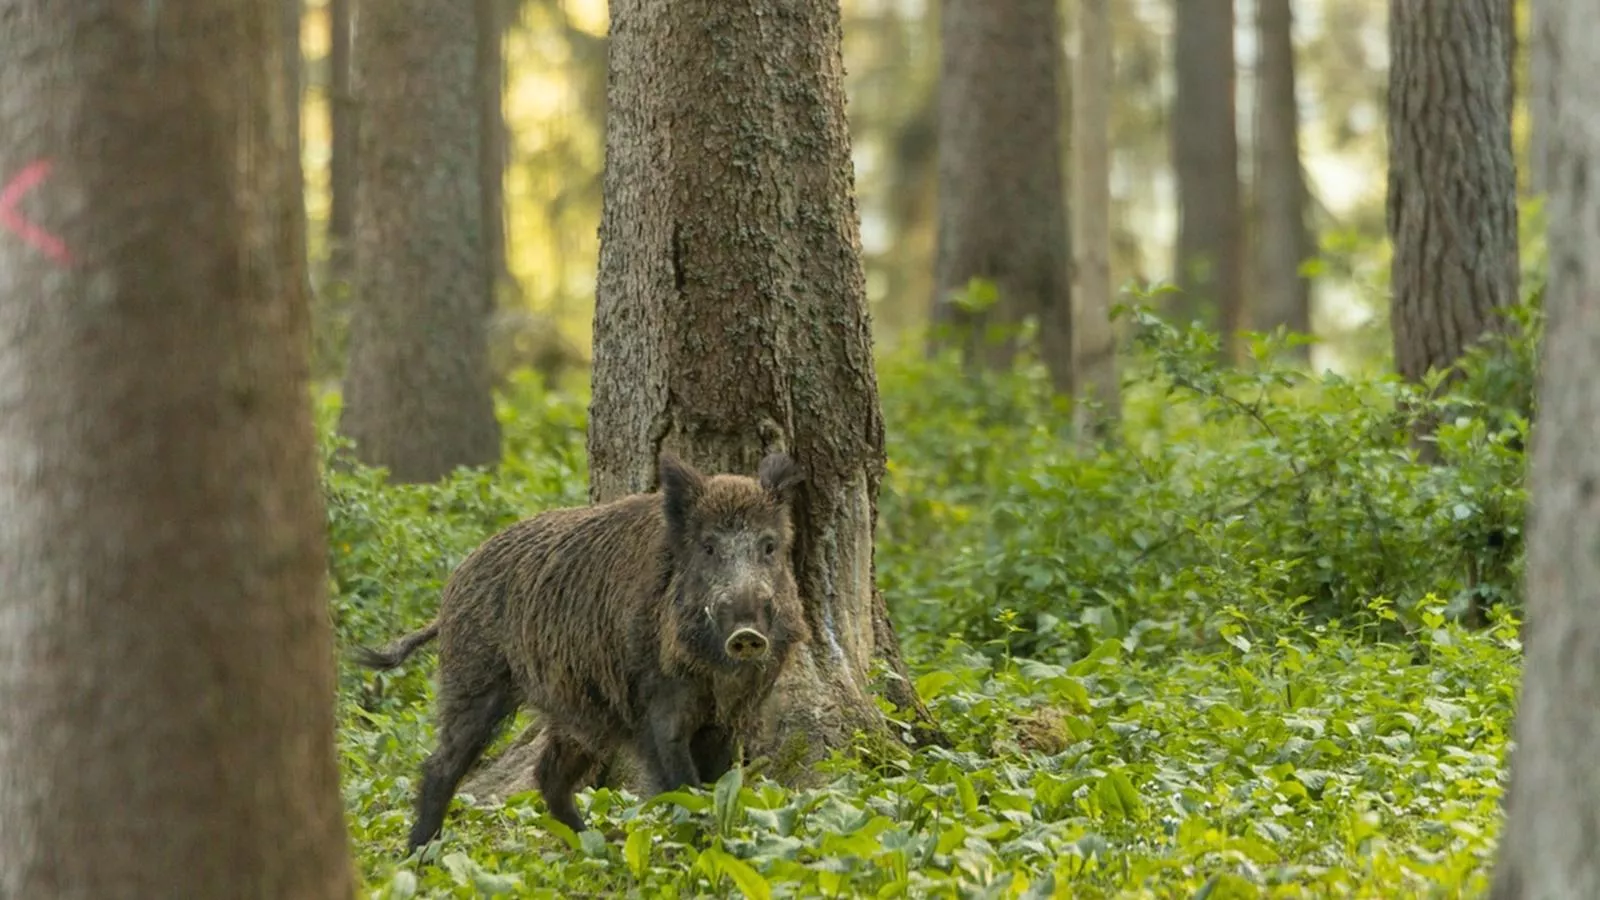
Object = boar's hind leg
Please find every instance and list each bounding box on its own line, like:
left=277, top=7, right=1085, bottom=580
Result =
left=407, top=668, right=518, bottom=853
left=689, top=724, right=736, bottom=783
left=533, top=732, right=596, bottom=834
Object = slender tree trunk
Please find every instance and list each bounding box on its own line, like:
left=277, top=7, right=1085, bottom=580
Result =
left=285, top=0, right=316, bottom=336
left=1172, top=0, right=1245, bottom=362
left=340, top=0, right=502, bottom=483
left=1073, top=0, right=1120, bottom=434
left=0, top=5, right=354, bottom=897
left=1172, top=0, right=1245, bottom=361
left=1252, top=0, right=1313, bottom=358
left=478, top=0, right=512, bottom=306
left=1527, top=0, right=1554, bottom=196
left=930, top=0, right=1074, bottom=391
left=464, top=0, right=939, bottom=799
left=1490, top=5, right=1600, bottom=894
left=1386, top=0, right=1518, bottom=385
left=328, top=0, right=356, bottom=281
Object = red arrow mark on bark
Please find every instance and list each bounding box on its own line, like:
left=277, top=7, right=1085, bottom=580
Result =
left=1, top=160, right=73, bottom=266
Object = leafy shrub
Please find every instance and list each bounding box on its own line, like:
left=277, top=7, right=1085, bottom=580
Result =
left=878, top=299, right=1532, bottom=663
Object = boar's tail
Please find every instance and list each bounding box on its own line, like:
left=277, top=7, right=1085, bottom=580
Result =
left=352, top=621, right=441, bottom=671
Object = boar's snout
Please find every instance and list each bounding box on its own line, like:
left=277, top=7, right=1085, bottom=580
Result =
left=724, top=627, right=771, bottom=662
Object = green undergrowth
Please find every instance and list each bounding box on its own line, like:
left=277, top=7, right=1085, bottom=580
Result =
left=323, top=301, right=1533, bottom=898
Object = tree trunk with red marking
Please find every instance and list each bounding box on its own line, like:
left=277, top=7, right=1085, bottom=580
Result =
left=0, top=5, right=354, bottom=897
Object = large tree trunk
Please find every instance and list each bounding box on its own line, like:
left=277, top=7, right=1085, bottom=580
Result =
left=464, top=0, right=939, bottom=801
left=1489, top=5, right=1600, bottom=892
left=930, top=0, right=1074, bottom=391
left=1386, top=0, right=1518, bottom=385
left=1251, top=0, right=1313, bottom=360
left=1171, top=0, right=1245, bottom=362
left=340, top=0, right=502, bottom=483
left=1072, top=0, right=1120, bottom=434
left=327, top=0, right=357, bottom=281
left=0, top=5, right=354, bottom=897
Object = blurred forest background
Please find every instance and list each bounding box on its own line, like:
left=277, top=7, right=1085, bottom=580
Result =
left=296, top=0, right=1478, bottom=383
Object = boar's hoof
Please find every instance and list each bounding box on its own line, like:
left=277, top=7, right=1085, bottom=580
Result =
left=724, top=628, right=770, bottom=661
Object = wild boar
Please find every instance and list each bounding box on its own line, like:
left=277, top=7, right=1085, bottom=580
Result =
left=355, top=452, right=810, bottom=852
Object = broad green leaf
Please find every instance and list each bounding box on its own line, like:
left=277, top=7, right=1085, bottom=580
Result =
left=701, top=846, right=773, bottom=900
left=714, top=765, right=745, bottom=835
left=954, top=772, right=979, bottom=817
left=916, top=669, right=958, bottom=701
left=537, top=817, right=582, bottom=852
left=641, top=789, right=711, bottom=814
left=624, top=827, right=651, bottom=878
left=1094, top=770, right=1145, bottom=821
left=381, top=871, right=417, bottom=900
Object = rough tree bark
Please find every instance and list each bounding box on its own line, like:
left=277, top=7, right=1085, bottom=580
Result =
left=930, top=0, right=1074, bottom=391
left=340, top=0, right=502, bottom=483
left=1072, top=0, right=1121, bottom=434
left=1172, top=0, right=1245, bottom=362
left=0, top=5, right=354, bottom=897
left=1252, top=0, right=1314, bottom=360
left=1489, top=4, right=1600, bottom=895
left=1386, top=0, right=1518, bottom=385
left=464, top=0, right=938, bottom=801
left=327, top=0, right=356, bottom=280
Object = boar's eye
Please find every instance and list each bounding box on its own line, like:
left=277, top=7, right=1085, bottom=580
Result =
left=702, top=539, right=716, bottom=558
left=761, top=536, right=778, bottom=558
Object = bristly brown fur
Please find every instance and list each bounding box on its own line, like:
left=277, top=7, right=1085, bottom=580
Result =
left=356, top=452, right=809, bottom=852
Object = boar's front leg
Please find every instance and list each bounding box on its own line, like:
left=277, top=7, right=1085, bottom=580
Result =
left=690, top=724, right=736, bottom=783
left=639, top=679, right=704, bottom=793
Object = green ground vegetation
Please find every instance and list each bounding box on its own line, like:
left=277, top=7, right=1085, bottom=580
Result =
left=323, top=272, right=1534, bottom=897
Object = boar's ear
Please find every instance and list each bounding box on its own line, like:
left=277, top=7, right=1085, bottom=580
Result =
left=757, top=453, right=804, bottom=505
left=659, top=452, right=706, bottom=541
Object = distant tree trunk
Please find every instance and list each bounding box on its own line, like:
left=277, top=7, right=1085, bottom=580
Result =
left=327, top=0, right=356, bottom=280
left=285, top=0, right=308, bottom=276
left=0, top=5, right=354, bottom=898
left=1172, top=0, right=1245, bottom=362
left=340, top=0, right=502, bottom=483
left=1490, top=5, right=1600, bottom=893
left=1073, top=0, right=1121, bottom=433
left=931, top=0, right=1074, bottom=391
left=1527, top=0, right=1554, bottom=196
left=1252, top=0, right=1313, bottom=358
left=1387, top=0, right=1518, bottom=386
left=478, top=0, right=512, bottom=305
left=465, top=0, right=940, bottom=799
left=1505, top=0, right=1518, bottom=128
